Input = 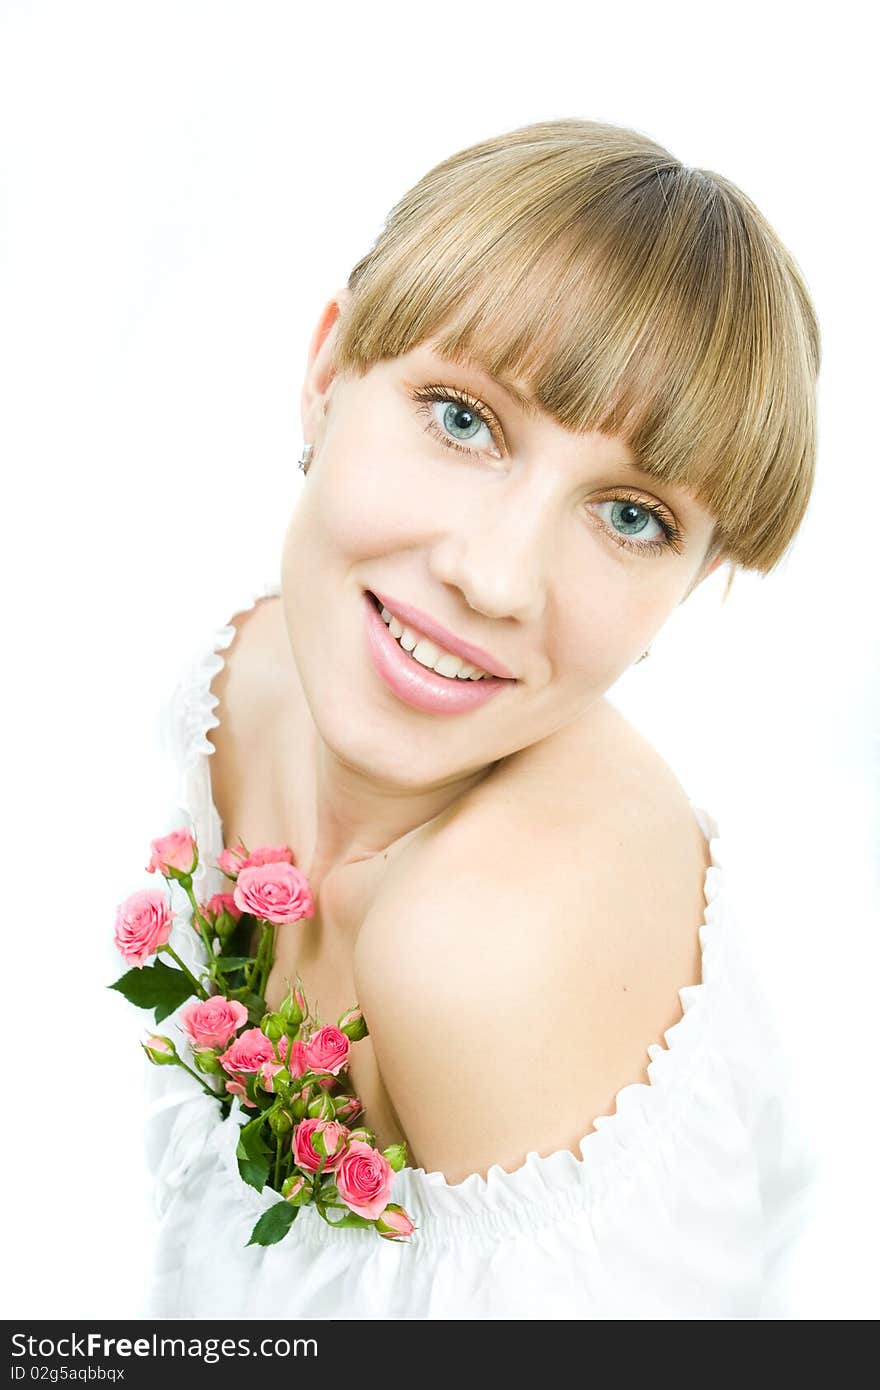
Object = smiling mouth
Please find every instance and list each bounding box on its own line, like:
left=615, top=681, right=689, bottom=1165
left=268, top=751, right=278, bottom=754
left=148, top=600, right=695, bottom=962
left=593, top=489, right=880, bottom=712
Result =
left=365, top=591, right=508, bottom=682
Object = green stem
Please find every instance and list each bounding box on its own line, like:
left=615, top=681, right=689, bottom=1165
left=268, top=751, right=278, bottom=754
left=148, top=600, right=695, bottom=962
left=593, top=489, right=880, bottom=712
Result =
left=172, top=1055, right=221, bottom=1100
left=259, top=923, right=276, bottom=1001
left=182, top=882, right=220, bottom=984
left=245, top=921, right=268, bottom=992
left=161, top=945, right=209, bottom=999
left=274, top=1135, right=282, bottom=1191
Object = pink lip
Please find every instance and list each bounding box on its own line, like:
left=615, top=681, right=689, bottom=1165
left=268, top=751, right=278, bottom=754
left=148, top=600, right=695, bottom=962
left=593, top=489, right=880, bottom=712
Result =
left=363, top=592, right=514, bottom=716
left=369, top=589, right=516, bottom=680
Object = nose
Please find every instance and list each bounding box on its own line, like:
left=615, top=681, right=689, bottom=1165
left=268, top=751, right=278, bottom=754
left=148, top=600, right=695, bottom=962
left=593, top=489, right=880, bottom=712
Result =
left=427, top=482, right=551, bottom=624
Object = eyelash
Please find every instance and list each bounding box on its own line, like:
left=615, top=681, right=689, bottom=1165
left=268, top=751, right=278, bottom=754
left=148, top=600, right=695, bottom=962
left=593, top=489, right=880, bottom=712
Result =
left=409, top=384, right=685, bottom=558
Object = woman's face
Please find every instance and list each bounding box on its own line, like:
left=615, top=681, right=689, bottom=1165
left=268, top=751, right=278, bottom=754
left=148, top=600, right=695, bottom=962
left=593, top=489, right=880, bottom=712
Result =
left=281, top=292, right=724, bottom=788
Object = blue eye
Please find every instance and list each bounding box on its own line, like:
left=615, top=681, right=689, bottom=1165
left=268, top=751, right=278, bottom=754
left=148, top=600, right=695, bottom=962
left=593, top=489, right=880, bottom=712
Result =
left=436, top=400, right=489, bottom=445
left=410, top=385, right=501, bottom=457
left=603, top=500, right=662, bottom=541
left=591, top=497, right=679, bottom=556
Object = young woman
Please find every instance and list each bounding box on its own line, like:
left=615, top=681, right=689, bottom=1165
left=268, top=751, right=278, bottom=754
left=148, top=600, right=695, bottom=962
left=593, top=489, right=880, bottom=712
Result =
left=143, top=117, right=819, bottom=1319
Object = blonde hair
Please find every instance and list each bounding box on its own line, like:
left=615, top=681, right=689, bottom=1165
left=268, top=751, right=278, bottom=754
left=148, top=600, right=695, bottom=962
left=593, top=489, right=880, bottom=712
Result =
left=333, top=119, right=820, bottom=595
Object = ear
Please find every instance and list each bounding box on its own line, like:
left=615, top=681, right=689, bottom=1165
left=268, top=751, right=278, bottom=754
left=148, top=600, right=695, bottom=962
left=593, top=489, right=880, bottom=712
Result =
left=300, top=287, right=353, bottom=443
left=698, top=551, right=727, bottom=584
left=679, top=547, right=728, bottom=604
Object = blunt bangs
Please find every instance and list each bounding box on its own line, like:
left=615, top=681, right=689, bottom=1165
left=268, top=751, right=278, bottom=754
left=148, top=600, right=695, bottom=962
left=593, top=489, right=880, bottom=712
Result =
left=332, top=120, right=820, bottom=576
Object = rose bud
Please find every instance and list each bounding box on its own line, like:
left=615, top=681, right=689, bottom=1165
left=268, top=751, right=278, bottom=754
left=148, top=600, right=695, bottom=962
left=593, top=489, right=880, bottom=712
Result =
left=146, top=828, right=198, bottom=881
left=261, top=1012, right=286, bottom=1043
left=334, top=1094, right=363, bottom=1123
left=292, top=1119, right=350, bottom=1173
left=233, top=862, right=315, bottom=925
left=278, top=985, right=304, bottom=1033
left=259, top=1049, right=290, bottom=1093
left=376, top=1204, right=416, bottom=1240
left=141, top=1035, right=178, bottom=1066
left=346, top=1126, right=376, bottom=1146
left=290, top=1090, right=309, bottom=1121
left=203, top=892, right=242, bottom=939
left=239, top=844, right=294, bottom=869
left=268, top=1107, right=293, bottom=1136
left=381, top=1143, right=407, bottom=1173
left=192, top=1048, right=221, bottom=1075
left=216, top=843, right=249, bottom=879
left=282, top=1173, right=311, bottom=1205
left=337, top=1007, right=368, bottom=1042
left=307, top=1089, right=337, bottom=1121
left=114, top=889, right=173, bottom=968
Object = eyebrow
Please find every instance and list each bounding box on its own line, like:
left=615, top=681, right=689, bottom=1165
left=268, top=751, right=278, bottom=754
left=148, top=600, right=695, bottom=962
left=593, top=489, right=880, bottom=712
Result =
left=430, top=348, right=540, bottom=418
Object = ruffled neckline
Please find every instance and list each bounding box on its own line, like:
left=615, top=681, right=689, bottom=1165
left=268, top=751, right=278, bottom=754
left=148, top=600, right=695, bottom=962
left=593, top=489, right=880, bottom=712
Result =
left=168, top=576, right=727, bottom=1236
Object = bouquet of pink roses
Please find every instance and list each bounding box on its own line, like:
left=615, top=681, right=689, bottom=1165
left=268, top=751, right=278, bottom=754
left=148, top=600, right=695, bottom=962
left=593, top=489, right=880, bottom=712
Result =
left=110, top=827, right=416, bottom=1247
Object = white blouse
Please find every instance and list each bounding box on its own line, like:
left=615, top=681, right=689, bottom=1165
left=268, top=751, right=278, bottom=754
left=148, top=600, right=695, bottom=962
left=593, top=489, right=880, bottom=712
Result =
left=142, top=577, right=817, bottom=1320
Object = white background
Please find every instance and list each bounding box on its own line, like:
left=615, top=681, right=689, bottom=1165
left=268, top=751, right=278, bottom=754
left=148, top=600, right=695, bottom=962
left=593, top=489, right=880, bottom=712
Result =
left=1, top=0, right=876, bottom=1319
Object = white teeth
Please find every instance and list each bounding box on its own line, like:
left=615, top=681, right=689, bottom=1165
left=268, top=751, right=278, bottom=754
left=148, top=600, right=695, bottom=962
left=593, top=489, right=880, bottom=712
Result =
left=412, top=638, right=441, bottom=669
left=377, top=604, right=491, bottom=679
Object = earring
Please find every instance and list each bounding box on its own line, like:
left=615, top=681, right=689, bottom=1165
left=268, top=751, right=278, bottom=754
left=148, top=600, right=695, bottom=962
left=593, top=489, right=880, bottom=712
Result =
left=636, top=646, right=651, bottom=663
left=298, top=442, right=314, bottom=475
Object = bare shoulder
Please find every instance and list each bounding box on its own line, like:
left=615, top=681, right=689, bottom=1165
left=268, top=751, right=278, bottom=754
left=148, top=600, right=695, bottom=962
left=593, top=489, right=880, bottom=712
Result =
left=204, top=594, right=287, bottom=837
left=355, top=700, right=712, bottom=1183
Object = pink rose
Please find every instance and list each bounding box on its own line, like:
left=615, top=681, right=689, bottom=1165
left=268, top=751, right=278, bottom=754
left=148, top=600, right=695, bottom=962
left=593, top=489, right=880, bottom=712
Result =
left=179, top=996, right=249, bottom=1051
left=216, top=843, right=249, bottom=878
left=376, top=1203, right=415, bottom=1240
left=241, top=845, right=294, bottom=869
left=146, top=828, right=197, bottom=878
left=303, top=1025, right=351, bottom=1078
left=260, top=1037, right=290, bottom=1092
left=219, top=1027, right=287, bottom=1078
left=204, top=892, right=242, bottom=923
left=336, top=1140, right=395, bottom=1220
left=233, top=862, right=314, bottom=925
left=287, top=1038, right=309, bottom=1079
left=291, top=1118, right=350, bottom=1173
left=225, top=1077, right=257, bottom=1108
left=114, top=889, right=172, bottom=967
left=216, top=843, right=294, bottom=879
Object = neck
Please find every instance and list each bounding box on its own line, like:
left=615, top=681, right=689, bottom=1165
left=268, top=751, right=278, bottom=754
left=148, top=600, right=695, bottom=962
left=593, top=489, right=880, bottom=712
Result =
left=283, top=700, right=491, bottom=894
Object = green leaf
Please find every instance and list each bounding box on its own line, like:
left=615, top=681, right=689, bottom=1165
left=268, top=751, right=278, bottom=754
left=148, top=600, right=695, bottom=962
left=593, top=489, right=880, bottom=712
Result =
left=238, top=1155, right=271, bottom=1191
left=213, top=956, right=253, bottom=971
left=237, top=990, right=268, bottom=1019
left=237, top=1118, right=271, bottom=1161
left=108, top=958, right=196, bottom=1022
left=246, top=1200, right=298, bottom=1246
left=235, top=1112, right=273, bottom=1189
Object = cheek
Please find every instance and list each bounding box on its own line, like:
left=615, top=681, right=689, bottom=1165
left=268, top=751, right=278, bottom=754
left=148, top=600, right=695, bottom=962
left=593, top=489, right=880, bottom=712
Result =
left=550, top=580, right=672, bottom=685
left=310, top=441, right=439, bottom=559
